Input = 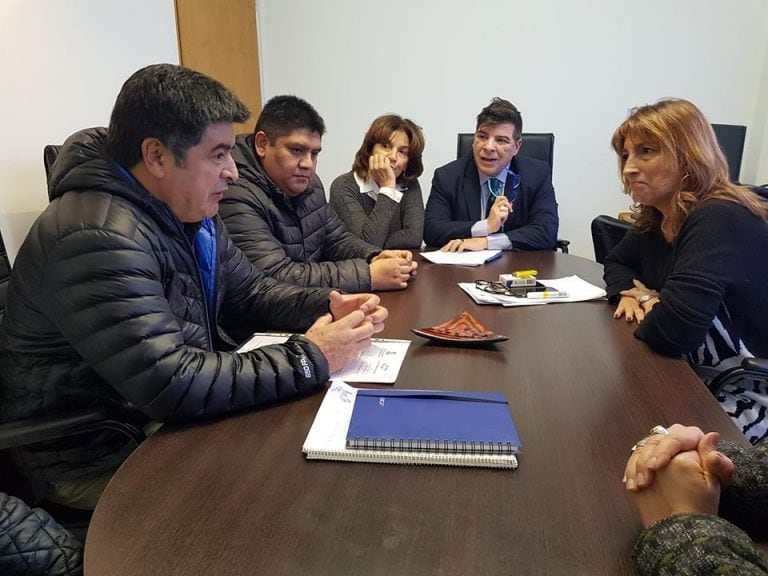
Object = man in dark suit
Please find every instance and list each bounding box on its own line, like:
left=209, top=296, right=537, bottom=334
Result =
left=424, top=98, right=559, bottom=251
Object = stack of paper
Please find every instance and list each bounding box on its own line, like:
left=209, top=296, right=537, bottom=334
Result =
left=459, top=275, right=606, bottom=307
left=420, top=250, right=501, bottom=266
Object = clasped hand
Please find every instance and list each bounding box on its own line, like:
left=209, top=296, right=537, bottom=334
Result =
left=304, top=291, right=388, bottom=374
left=623, top=424, right=735, bottom=529
left=614, top=279, right=660, bottom=324
left=370, top=250, right=417, bottom=290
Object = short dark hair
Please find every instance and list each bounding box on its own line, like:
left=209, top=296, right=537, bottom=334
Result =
left=476, top=98, right=523, bottom=140
left=106, top=63, right=250, bottom=167
left=253, top=95, right=326, bottom=143
left=352, top=114, right=425, bottom=186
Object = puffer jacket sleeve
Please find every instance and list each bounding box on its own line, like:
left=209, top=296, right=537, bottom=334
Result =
left=36, top=227, right=330, bottom=424
left=221, top=179, right=375, bottom=292
left=0, top=493, right=83, bottom=576
left=216, top=228, right=332, bottom=333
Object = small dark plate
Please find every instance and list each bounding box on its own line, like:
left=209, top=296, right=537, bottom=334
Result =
left=411, top=327, right=509, bottom=345
left=411, top=311, right=508, bottom=345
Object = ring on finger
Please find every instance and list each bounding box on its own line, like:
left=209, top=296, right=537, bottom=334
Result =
left=630, top=439, right=648, bottom=453
left=630, top=425, right=668, bottom=453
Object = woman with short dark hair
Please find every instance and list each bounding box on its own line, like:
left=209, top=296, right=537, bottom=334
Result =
left=330, top=115, right=425, bottom=249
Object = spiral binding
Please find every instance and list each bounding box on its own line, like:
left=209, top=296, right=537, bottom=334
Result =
left=346, top=437, right=517, bottom=455
left=306, top=448, right=518, bottom=469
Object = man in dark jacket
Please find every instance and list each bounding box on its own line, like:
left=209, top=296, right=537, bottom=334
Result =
left=0, top=492, right=83, bottom=575
left=219, top=95, right=417, bottom=292
left=424, top=98, right=559, bottom=251
left=0, top=64, right=387, bottom=509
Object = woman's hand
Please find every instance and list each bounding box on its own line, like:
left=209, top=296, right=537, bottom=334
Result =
left=368, top=154, right=396, bottom=189
left=615, top=279, right=660, bottom=323
left=623, top=425, right=734, bottom=493
left=626, top=425, right=733, bottom=528
left=630, top=442, right=725, bottom=529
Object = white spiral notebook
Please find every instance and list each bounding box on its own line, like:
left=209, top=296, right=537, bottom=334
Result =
left=302, top=382, right=518, bottom=469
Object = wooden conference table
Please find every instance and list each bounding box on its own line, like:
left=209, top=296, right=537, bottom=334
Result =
left=84, top=251, right=747, bottom=576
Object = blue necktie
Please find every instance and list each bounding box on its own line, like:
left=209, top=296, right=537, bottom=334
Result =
left=488, top=177, right=503, bottom=198
left=486, top=177, right=503, bottom=217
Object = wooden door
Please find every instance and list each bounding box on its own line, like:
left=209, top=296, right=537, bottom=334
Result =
left=175, top=0, right=261, bottom=132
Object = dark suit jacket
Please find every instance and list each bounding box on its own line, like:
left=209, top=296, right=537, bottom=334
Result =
left=423, top=154, right=559, bottom=249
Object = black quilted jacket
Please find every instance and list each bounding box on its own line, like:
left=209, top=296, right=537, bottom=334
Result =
left=0, top=128, right=331, bottom=486
left=219, top=134, right=380, bottom=291
left=0, top=493, right=83, bottom=575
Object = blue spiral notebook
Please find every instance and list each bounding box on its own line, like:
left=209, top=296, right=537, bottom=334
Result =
left=303, top=383, right=518, bottom=469
left=346, top=388, right=520, bottom=455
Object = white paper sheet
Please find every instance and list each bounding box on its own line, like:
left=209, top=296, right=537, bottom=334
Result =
left=459, top=275, right=607, bottom=307
left=421, top=250, right=502, bottom=266
left=237, top=333, right=410, bottom=384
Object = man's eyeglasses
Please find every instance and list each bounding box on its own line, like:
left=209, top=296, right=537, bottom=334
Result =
left=474, top=279, right=546, bottom=297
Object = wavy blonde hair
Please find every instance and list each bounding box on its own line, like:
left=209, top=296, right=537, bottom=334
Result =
left=611, top=98, right=766, bottom=238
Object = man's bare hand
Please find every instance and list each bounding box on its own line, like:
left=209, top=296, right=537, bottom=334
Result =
left=328, top=291, right=387, bottom=333
left=304, top=311, right=374, bottom=374
left=441, top=237, right=488, bottom=252
left=486, top=195, right=512, bottom=233
left=370, top=258, right=413, bottom=290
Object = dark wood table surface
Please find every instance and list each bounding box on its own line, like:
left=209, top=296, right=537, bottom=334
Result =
left=84, top=252, right=747, bottom=576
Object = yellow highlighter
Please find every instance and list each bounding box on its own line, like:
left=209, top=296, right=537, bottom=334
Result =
left=513, top=269, right=538, bottom=279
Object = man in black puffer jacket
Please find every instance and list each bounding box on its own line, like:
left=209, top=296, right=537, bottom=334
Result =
left=0, top=493, right=83, bottom=575
left=220, top=95, right=418, bottom=292
left=0, top=65, right=387, bottom=510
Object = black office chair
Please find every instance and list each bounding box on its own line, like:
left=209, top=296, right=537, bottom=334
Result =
left=752, top=184, right=768, bottom=201
left=43, top=145, right=62, bottom=201
left=711, top=124, right=746, bottom=184
left=590, top=215, right=631, bottom=265
left=456, top=132, right=569, bottom=253
left=0, top=229, right=10, bottom=317
left=709, top=357, right=768, bottom=389
left=457, top=132, right=555, bottom=168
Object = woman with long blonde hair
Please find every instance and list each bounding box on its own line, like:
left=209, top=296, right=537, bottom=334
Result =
left=604, top=98, right=768, bottom=443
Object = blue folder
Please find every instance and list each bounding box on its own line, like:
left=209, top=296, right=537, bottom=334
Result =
left=346, top=389, right=521, bottom=455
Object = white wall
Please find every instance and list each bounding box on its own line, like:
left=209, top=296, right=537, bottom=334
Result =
left=2, top=1, right=765, bottom=261
left=257, top=0, right=768, bottom=258
left=754, top=38, right=768, bottom=185
left=0, top=0, right=178, bottom=261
